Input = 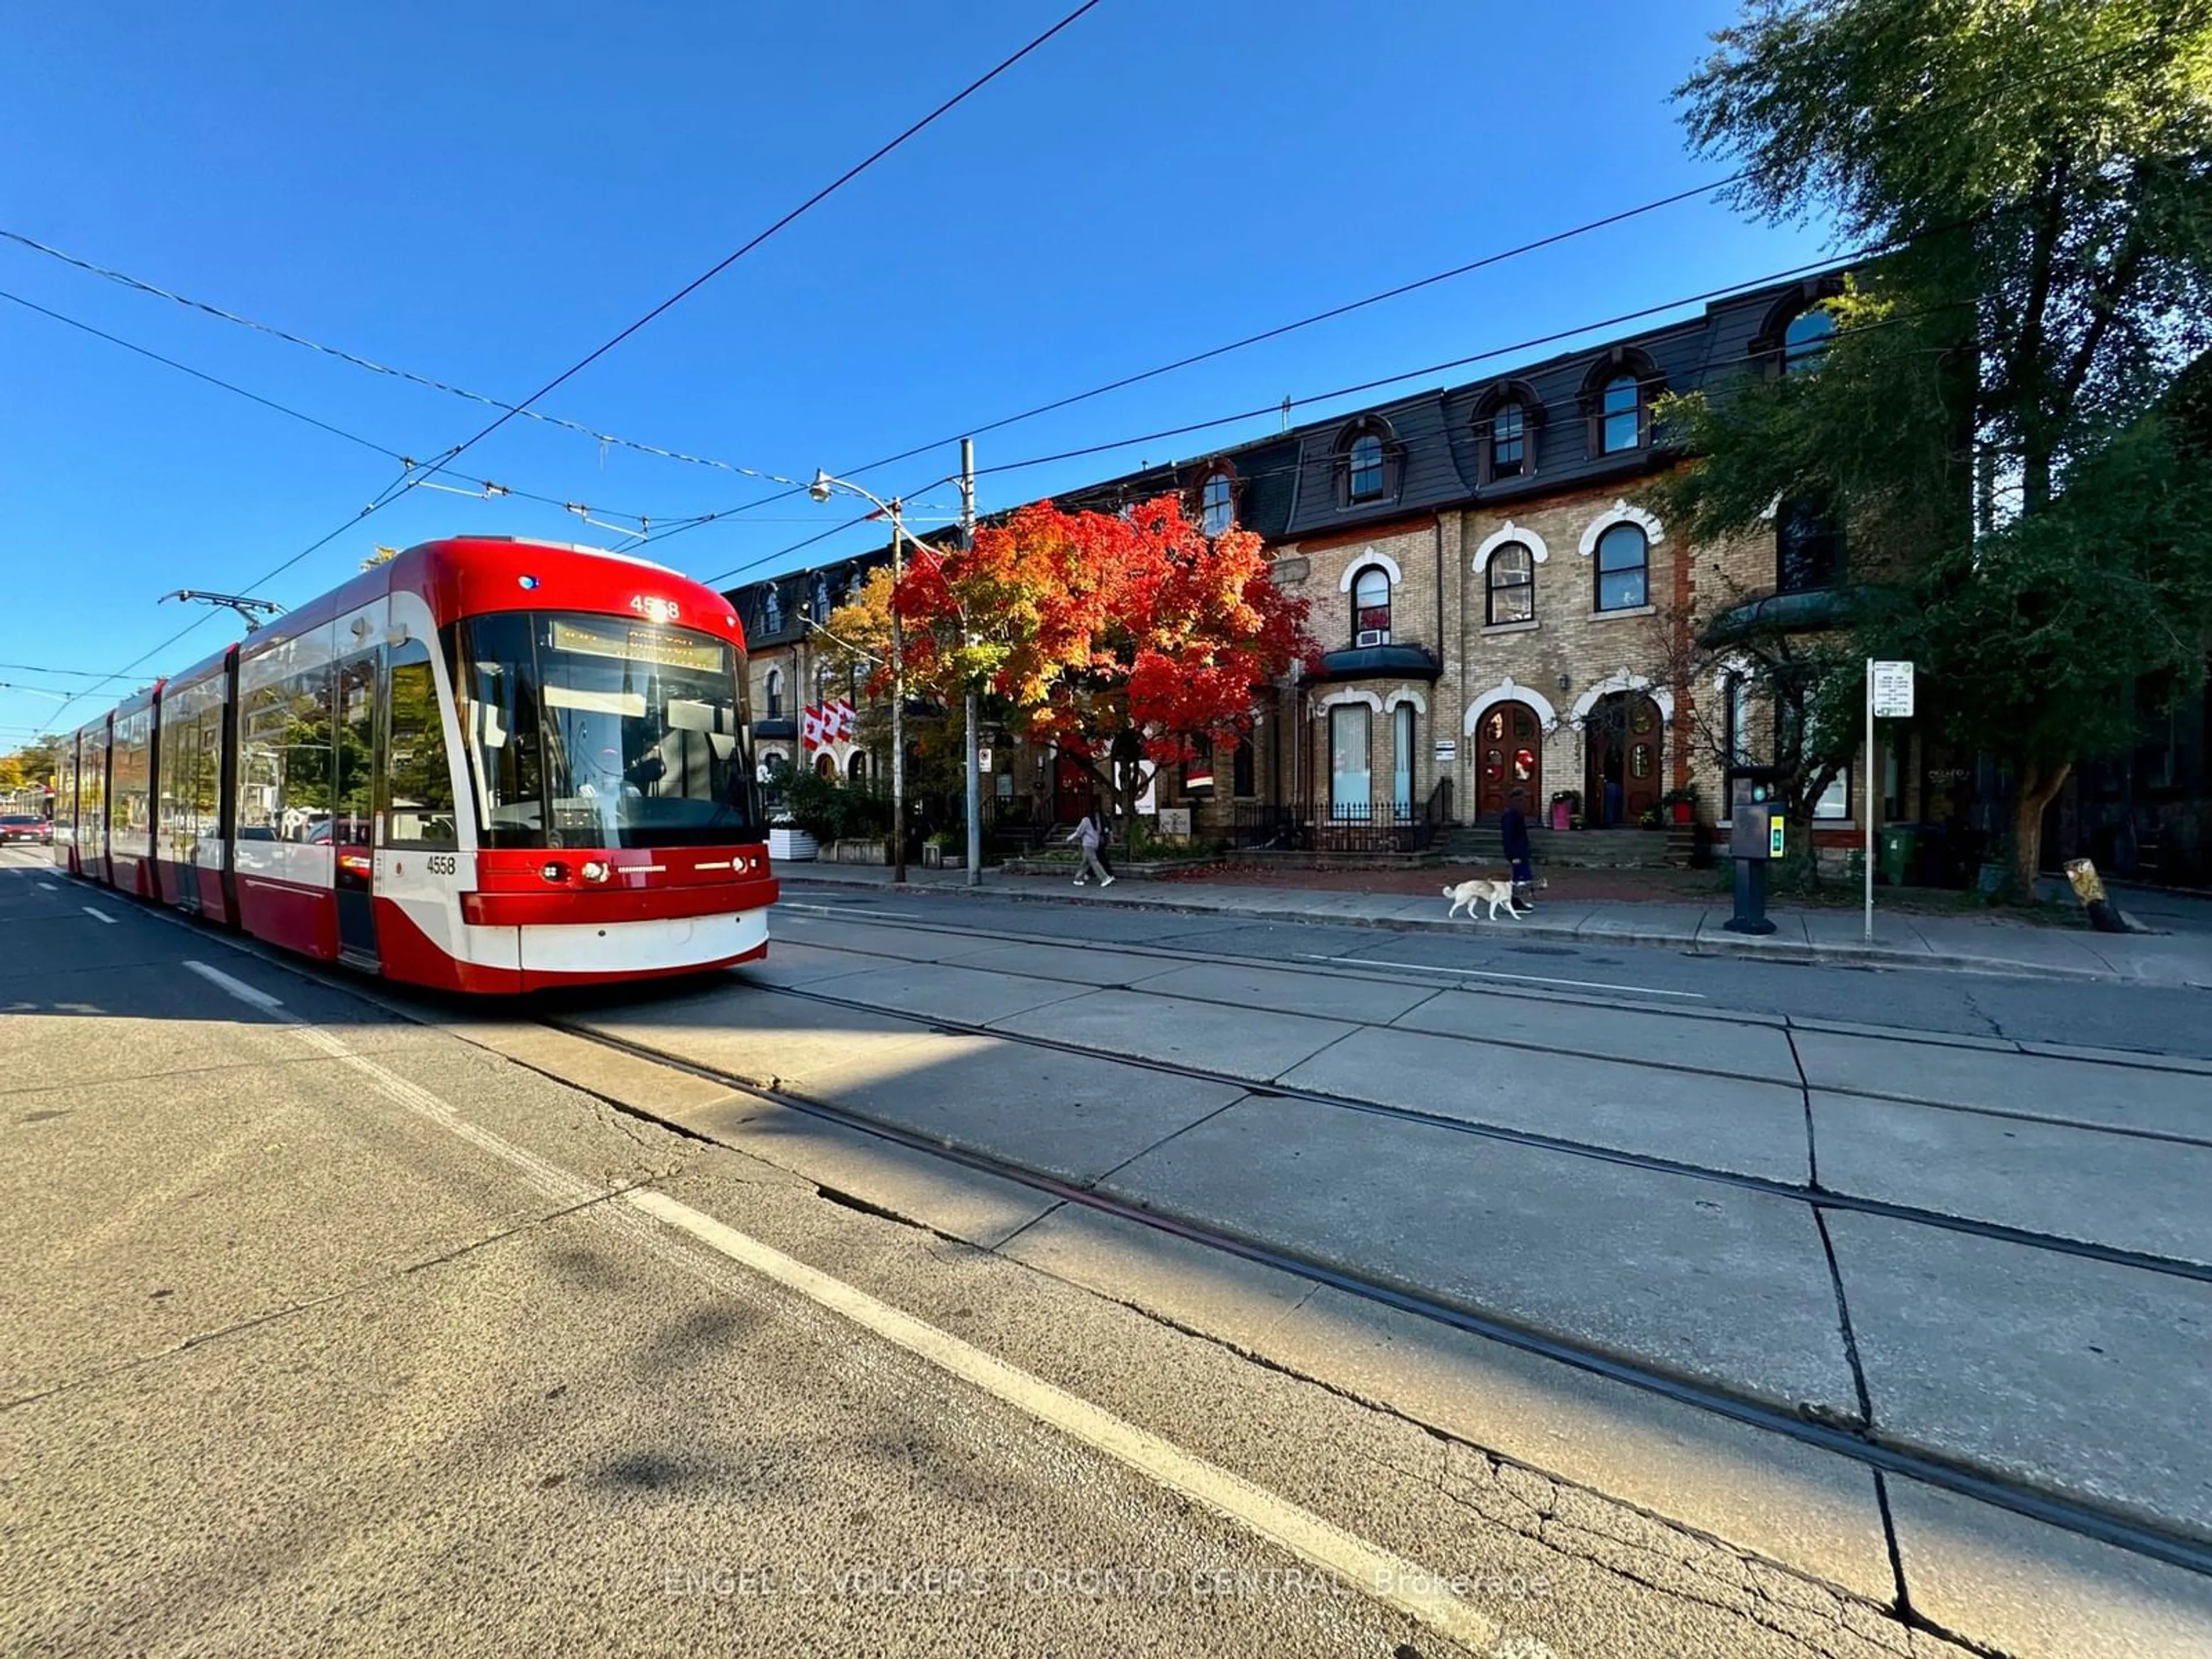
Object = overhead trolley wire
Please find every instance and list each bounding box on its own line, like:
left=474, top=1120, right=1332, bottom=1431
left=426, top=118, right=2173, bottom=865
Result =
left=412, top=0, right=1108, bottom=489
left=36, top=1, right=1109, bottom=725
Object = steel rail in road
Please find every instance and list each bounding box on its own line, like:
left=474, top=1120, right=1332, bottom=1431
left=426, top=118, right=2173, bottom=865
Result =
left=728, top=980, right=2212, bottom=1287
left=25, top=858, right=2211, bottom=1582
left=533, top=1008, right=2212, bottom=1583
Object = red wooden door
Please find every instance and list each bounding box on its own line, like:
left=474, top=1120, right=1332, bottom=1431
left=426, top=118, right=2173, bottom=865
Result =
left=1475, top=702, right=1542, bottom=819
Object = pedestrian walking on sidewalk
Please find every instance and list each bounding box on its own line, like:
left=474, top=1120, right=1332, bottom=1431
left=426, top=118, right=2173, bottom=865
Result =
left=1066, top=804, right=1115, bottom=888
left=1501, top=787, right=1535, bottom=910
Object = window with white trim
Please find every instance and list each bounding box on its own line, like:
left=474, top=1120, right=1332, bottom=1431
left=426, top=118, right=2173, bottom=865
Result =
left=1594, top=523, right=1649, bottom=611
left=1486, top=542, right=1535, bottom=624
left=1351, top=565, right=1392, bottom=645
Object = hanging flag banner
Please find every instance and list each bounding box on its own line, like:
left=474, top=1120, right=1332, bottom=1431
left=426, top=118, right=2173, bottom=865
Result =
left=830, top=697, right=858, bottom=741
left=800, top=705, right=826, bottom=750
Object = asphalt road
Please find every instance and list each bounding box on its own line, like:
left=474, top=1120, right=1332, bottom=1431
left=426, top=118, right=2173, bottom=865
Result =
left=775, top=881, right=2212, bottom=1061
left=5, top=847, right=1983, bottom=1659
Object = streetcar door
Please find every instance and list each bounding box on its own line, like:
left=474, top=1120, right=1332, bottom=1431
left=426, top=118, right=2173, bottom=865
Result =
left=333, top=650, right=381, bottom=966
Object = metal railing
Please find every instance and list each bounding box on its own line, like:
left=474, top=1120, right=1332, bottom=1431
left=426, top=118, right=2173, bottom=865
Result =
left=1222, top=779, right=1453, bottom=854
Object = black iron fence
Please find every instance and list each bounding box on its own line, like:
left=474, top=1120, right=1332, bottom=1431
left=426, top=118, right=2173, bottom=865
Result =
left=1222, top=779, right=1453, bottom=854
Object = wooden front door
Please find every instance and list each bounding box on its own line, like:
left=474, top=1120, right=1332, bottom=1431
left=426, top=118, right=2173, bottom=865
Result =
left=1054, top=751, right=1093, bottom=823
left=1585, top=693, right=1662, bottom=825
left=1475, top=701, right=1542, bottom=819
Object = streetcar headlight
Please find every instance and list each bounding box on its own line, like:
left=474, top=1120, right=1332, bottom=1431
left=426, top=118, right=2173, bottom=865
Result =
left=540, top=861, right=569, bottom=883
left=581, top=860, right=611, bottom=883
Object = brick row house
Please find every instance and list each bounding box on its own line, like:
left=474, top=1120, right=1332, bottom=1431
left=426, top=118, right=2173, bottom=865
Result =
left=1032, top=272, right=1863, bottom=859
left=723, top=271, right=2211, bottom=881
left=724, top=273, right=1860, bottom=859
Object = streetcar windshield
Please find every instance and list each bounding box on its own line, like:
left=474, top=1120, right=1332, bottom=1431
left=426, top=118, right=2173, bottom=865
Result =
left=449, top=611, right=761, bottom=849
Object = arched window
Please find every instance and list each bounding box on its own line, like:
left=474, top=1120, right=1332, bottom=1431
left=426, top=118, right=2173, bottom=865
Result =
left=1600, top=374, right=1642, bottom=454
left=815, top=753, right=836, bottom=779
left=1490, top=402, right=1527, bottom=478
left=1200, top=472, right=1234, bottom=536
left=1351, top=565, right=1392, bottom=643
left=1486, top=542, right=1535, bottom=625
left=762, top=587, right=783, bottom=632
left=847, top=752, right=868, bottom=786
left=1594, top=523, right=1648, bottom=611
left=1348, top=433, right=1385, bottom=502
left=1783, top=308, right=1835, bottom=374
left=764, top=668, right=783, bottom=718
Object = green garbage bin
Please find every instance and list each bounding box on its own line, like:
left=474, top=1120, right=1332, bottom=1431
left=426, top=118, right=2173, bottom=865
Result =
left=1878, top=824, right=1918, bottom=887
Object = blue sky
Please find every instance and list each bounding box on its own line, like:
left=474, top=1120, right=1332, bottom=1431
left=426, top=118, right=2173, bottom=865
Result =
left=0, top=0, right=1835, bottom=747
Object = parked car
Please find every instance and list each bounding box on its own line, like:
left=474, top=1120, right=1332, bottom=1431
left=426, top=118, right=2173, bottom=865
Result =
left=1, top=813, right=52, bottom=844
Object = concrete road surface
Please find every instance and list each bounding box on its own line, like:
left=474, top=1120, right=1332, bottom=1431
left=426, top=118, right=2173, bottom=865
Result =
left=9, top=849, right=2209, bottom=1657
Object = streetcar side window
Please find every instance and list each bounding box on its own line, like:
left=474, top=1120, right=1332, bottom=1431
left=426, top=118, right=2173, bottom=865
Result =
left=237, top=659, right=335, bottom=843
left=195, top=691, right=226, bottom=844
left=381, top=645, right=457, bottom=849
left=278, top=663, right=335, bottom=843
left=238, top=680, right=282, bottom=841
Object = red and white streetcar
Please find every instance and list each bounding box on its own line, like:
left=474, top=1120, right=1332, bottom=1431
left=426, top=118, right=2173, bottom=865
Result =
left=52, top=536, right=778, bottom=991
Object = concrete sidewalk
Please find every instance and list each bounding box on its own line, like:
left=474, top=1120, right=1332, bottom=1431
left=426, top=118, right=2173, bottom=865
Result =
left=772, top=860, right=2212, bottom=989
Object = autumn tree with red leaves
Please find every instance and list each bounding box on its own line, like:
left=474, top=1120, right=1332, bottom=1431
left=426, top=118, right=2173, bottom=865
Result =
left=840, top=495, right=1314, bottom=825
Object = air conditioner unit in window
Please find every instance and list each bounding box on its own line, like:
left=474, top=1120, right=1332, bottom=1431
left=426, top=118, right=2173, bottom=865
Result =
left=1355, top=629, right=1389, bottom=649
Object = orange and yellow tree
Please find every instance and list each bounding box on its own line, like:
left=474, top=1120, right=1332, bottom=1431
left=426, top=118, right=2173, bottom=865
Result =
left=839, top=495, right=1314, bottom=822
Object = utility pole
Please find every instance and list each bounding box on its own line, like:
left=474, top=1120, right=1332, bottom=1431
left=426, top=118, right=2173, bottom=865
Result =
left=960, top=438, right=981, bottom=889
left=889, top=498, right=907, bottom=885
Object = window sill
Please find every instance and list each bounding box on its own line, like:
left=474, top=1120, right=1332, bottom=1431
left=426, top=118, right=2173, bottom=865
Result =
left=1590, top=604, right=1657, bottom=621
left=1481, top=618, right=1540, bottom=635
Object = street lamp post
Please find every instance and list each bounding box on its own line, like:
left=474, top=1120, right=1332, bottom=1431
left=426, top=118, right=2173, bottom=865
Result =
left=810, top=470, right=915, bottom=883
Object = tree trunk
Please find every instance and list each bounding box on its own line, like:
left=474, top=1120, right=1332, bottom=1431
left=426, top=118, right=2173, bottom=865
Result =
left=2009, top=763, right=2070, bottom=900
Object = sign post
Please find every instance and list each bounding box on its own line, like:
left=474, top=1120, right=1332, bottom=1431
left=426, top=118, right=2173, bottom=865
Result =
left=1866, top=660, right=1915, bottom=941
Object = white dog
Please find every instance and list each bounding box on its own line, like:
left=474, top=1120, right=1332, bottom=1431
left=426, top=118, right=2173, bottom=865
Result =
left=1444, top=877, right=1529, bottom=922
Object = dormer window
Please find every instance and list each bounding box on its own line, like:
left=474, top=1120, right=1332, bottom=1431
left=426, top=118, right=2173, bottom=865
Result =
left=1491, top=403, right=1527, bottom=477
left=1351, top=565, right=1392, bottom=645
left=1200, top=471, right=1234, bottom=536
left=1600, top=374, right=1642, bottom=454
left=763, top=587, right=783, bottom=632
left=1783, top=308, right=1835, bottom=374
left=1349, top=435, right=1385, bottom=501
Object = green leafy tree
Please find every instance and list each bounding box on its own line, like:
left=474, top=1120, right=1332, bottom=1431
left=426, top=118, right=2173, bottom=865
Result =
left=1661, top=0, right=2212, bottom=892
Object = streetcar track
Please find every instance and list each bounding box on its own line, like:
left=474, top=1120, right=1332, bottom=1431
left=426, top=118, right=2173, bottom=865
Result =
left=57, top=865, right=2212, bottom=1581
left=774, top=900, right=2212, bottom=1080
left=767, top=923, right=2212, bottom=1150
left=749, top=979, right=2212, bottom=1283
left=536, top=1010, right=2212, bottom=1581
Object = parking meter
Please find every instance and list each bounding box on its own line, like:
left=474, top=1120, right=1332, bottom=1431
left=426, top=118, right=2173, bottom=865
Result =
left=1723, top=766, right=1786, bottom=935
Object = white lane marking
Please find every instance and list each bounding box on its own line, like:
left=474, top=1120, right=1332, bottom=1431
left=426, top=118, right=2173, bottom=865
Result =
left=38, top=881, right=59, bottom=891
left=777, top=903, right=895, bottom=918
left=183, top=960, right=286, bottom=1010
left=184, top=948, right=1504, bottom=1652
left=81, top=906, right=118, bottom=925
left=183, top=957, right=601, bottom=1206
left=1297, top=953, right=1705, bottom=999
left=628, top=1187, right=1501, bottom=1653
